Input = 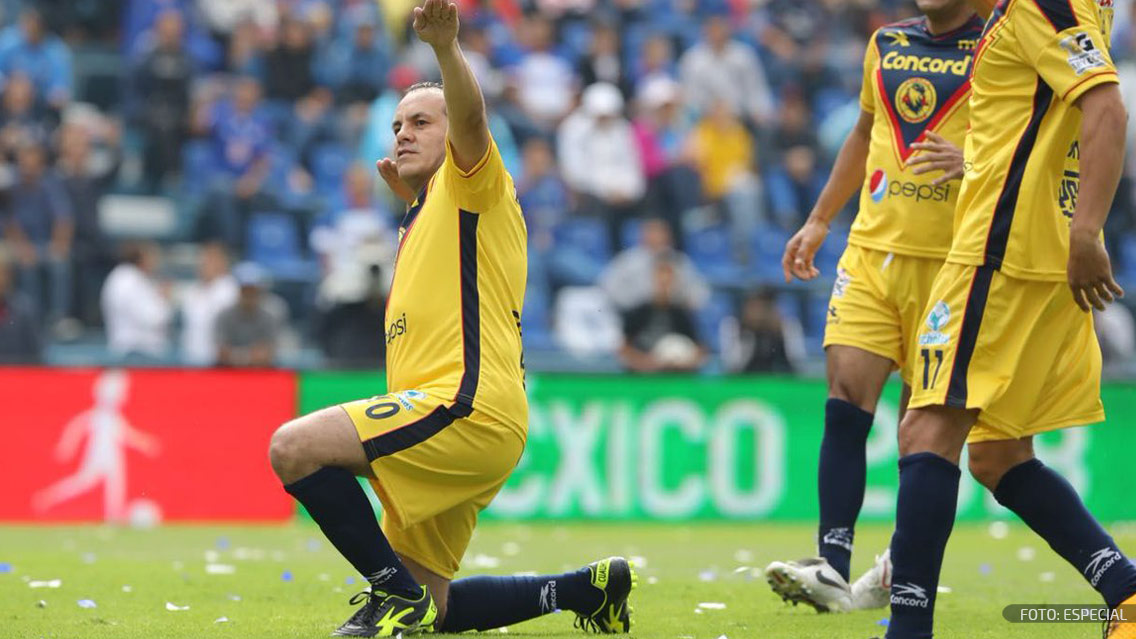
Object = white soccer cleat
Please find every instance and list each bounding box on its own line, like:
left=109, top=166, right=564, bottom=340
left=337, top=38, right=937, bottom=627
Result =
left=764, top=557, right=853, bottom=613
left=851, top=548, right=892, bottom=610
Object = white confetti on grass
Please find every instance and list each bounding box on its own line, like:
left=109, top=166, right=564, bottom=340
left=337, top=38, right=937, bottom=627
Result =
left=988, top=521, right=1010, bottom=540
left=501, top=542, right=521, bottom=557
left=122, top=585, right=133, bottom=593
left=214, top=617, right=229, bottom=624
left=165, top=602, right=190, bottom=611
left=227, top=594, right=242, bottom=602
left=204, top=550, right=220, bottom=563
left=647, top=576, right=659, bottom=585
left=29, top=579, right=62, bottom=589
left=937, top=586, right=952, bottom=594
left=698, top=602, right=727, bottom=610
left=629, top=556, right=648, bottom=569
left=467, top=554, right=501, bottom=569
left=698, top=570, right=718, bottom=582
left=734, top=549, right=754, bottom=563
left=35, top=600, right=46, bottom=608
left=206, top=564, right=236, bottom=575
left=1039, top=572, right=1056, bottom=582
left=77, top=599, right=97, bottom=609
left=1017, top=547, right=1036, bottom=562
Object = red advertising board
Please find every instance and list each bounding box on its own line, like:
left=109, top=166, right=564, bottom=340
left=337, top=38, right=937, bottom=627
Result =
left=0, top=368, right=296, bottom=522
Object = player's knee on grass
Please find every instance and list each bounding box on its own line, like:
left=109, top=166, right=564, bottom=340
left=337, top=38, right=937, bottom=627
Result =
left=268, top=407, right=372, bottom=484
left=967, top=439, right=1035, bottom=491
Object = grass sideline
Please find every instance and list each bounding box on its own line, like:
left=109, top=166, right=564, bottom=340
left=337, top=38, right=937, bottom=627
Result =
left=1, top=522, right=1132, bottom=638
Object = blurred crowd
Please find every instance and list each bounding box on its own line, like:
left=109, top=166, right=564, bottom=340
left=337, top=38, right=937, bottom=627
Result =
left=0, top=0, right=1134, bottom=373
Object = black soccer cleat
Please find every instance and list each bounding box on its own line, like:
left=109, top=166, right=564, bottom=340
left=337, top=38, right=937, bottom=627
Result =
left=574, top=556, right=638, bottom=633
left=332, top=586, right=437, bottom=637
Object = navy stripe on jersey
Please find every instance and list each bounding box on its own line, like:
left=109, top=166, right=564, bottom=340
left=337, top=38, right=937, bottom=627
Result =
left=945, top=266, right=996, bottom=408
left=456, top=210, right=481, bottom=407
left=361, top=405, right=457, bottom=461
left=1033, top=0, right=1078, bottom=32
left=401, top=183, right=430, bottom=234
left=983, top=77, right=1054, bottom=268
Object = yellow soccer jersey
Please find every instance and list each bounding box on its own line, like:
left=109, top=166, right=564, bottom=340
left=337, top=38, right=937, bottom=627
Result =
left=851, top=16, right=984, bottom=258
left=385, top=136, right=528, bottom=434
left=948, top=0, right=1117, bottom=280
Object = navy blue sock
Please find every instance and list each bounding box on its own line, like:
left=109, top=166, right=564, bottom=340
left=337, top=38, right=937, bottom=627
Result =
left=440, top=569, right=601, bottom=632
left=284, top=466, right=419, bottom=597
left=994, top=458, right=1136, bottom=610
left=817, top=398, right=874, bottom=582
left=886, top=452, right=960, bottom=639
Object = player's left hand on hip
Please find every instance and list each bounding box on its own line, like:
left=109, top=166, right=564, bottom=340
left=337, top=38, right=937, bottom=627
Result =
left=909, top=131, right=964, bottom=186
left=1067, top=228, right=1125, bottom=312
left=413, top=0, right=459, bottom=48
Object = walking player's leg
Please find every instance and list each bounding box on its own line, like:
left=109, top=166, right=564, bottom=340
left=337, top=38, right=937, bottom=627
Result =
left=885, top=405, right=974, bottom=639
left=969, top=438, right=1136, bottom=611
left=817, top=345, right=893, bottom=581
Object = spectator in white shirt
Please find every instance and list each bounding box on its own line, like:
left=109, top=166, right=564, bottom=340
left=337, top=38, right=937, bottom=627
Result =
left=557, top=82, right=646, bottom=248
left=101, top=242, right=173, bottom=361
left=180, top=242, right=238, bottom=366
left=515, top=15, right=576, bottom=128
left=679, top=13, right=774, bottom=126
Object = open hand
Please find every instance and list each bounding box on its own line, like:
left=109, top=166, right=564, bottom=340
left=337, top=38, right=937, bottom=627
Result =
left=377, top=157, right=416, bottom=204
left=1068, top=228, right=1124, bottom=312
left=910, top=131, right=965, bottom=186
left=413, top=0, right=459, bottom=49
left=782, top=219, right=829, bottom=282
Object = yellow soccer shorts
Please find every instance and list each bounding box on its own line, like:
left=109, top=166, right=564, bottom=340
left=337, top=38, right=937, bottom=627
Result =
left=823, top=244, right=944, bottom=385
left=907, top=262, right=1104, bottom=443
left=340, top=389, right=525, bottom=579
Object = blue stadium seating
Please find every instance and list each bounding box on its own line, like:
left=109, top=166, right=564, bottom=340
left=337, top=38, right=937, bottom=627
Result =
left=246, top=212, right=318, bottom=281
left=312, top=142, right=353, bottom=197
left=620, top=218, right=642, bottom=250
left=181, top=140, right=216, bottom=186
left=553, top=218, right=612, bottom=263
left=750, top=226, right=791, bottom=284
left=685, top=225, right=745, bottom=287
left=696, top=292, right=735, bottom=352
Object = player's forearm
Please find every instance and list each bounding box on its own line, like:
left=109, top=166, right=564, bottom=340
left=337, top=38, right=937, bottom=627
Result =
left=807, top=123, right=870, bottom=226
left=432, top=41, right=488, bottom=138
left=1072, top=90, right=1127, bottom=237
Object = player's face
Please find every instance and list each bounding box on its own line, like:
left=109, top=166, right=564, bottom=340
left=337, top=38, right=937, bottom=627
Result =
left=392, top=90, right=448, bottom=191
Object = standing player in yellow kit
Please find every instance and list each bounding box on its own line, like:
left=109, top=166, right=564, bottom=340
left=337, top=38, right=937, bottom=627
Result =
left=767, top=0, right=981, bottom=614
left=883, top=0, right=1136, bottom=633
left=266, top=1, right=635, bottom=636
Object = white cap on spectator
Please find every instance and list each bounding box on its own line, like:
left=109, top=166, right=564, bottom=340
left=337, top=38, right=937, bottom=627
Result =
left=582, top=82, right=624, bottom=117
left=638, top=76, right=680, bottom=109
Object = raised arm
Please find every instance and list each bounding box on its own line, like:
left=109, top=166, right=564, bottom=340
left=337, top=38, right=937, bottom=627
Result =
left=414, top=0, right=490, bottom=173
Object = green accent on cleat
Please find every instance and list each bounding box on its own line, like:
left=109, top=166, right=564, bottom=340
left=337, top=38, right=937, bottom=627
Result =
left=575, top=557, right=635, bottom=634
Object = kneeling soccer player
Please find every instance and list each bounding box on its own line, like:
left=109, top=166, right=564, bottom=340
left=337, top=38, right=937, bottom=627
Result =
left=268, top=1, right=635, bottom=635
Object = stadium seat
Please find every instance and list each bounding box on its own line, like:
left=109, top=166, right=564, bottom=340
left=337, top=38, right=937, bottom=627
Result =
left=312, top=143, right=353, bottom=196
left=620, top=218, right=643, bottom=250
left=246, top=212, right=318, bottom=281
left=750, top=226, right=792, bottom=284
left=181, top=140, right=217, bottom=186
left=685, top=225, right=745, bottom=287
left=696, top=292, right=736, bottom=352
left=553, top=218, right=612, bottom=263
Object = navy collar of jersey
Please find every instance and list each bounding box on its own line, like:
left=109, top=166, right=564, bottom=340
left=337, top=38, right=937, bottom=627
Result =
left=919, top=14, right=985, bottom=40
left=401, top=182, right=430, bottom=232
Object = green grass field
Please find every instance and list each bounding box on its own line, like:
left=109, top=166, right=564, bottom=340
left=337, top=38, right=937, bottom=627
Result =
left=1, top=522, right=1131, bottom=639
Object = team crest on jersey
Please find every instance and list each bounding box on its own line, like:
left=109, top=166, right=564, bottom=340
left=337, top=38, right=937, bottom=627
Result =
left=895, top=78, right=937, bottom=123
left=918, top=301, right=951, bottom=346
